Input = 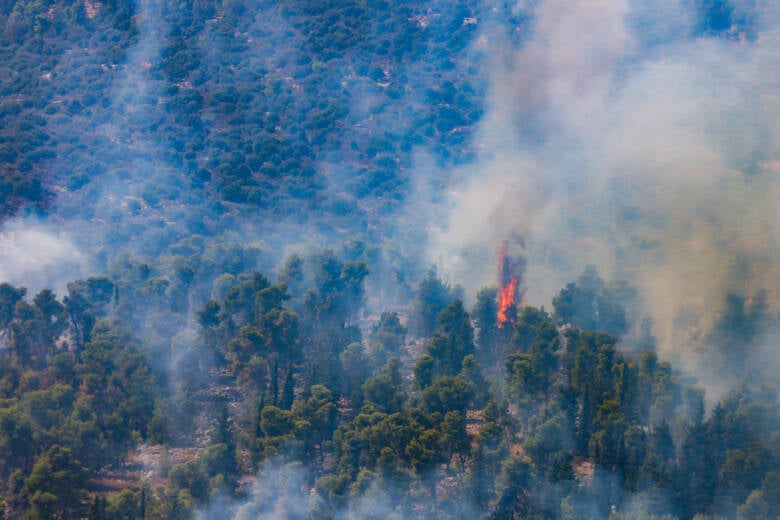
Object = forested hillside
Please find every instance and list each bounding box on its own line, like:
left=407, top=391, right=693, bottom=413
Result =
left=0, top=0, right=489, bottom=234
left=1, top=0, right=779, bottom=519
left=0, top=253, right=778, bottom=519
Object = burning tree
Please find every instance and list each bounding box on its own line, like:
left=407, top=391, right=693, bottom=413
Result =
left=497, top=244, right=524, bottom=328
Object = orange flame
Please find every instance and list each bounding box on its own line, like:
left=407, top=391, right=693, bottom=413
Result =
left=497, top=275, right=518, bottom=328
left=497, top=245, right=518, bottom=328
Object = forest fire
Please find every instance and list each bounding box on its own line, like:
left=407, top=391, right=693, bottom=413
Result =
left=497, top=245, right=519, bottom=328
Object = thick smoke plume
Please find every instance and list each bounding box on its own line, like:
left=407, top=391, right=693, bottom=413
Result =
left=427, top=0, right=780, bottom=394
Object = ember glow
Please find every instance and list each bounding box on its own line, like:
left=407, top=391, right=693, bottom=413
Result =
left=497, top=245, right=518, bottom=328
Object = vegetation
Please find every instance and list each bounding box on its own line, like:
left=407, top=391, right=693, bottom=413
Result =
left=0, top=0, right=488, bottom=232
left=0, top=250, right=775, bottom=518
left=0, top=0, right=776, bottom=518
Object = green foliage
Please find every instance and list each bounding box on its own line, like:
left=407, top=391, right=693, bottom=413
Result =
left=0, top=226, right=774, bottom=520
left=168, top=443, right=237, bottom=504
left=471, top=287, right=504, bottom=365
left=333, top=404, right=414, bottom=478
left=0, top=283, right=25, bottom=329
left=408, top=269, right=460, bottom=338
left=362, top=358, right=406, bottom=414
left=504, top=306, right=560, bottom=408
left=23, top=445, right=88, bottom=518
left=421, top=375, right=476, bottom=415
left=368, top=311, right=406, bottom=366
left=339, top=342, right=371, bottom=406
left=303, top=251, right=368, bottom=327
left=552, top=267, right=635, bottom=337
left=525, top=413, right=574, bottom=481
left=414, top=299, right=476, bottom=390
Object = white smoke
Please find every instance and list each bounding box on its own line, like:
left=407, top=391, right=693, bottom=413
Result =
left=0, top=219, right=88, bottom=295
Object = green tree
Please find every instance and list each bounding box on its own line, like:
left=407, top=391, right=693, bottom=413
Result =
left=588, top=400, right=627, bottom=472
left=339, top=342, right=371, bottom=407
left=23, top=445, right=88, bottom=519
left=490, top=456, right=536, bottom=520
left=0, top=283, right=25, bottom=329
left=413, top=353, right=435, bottom=390
left=0, top=407, right=36, bottom=476
left=405, top=428, right=443, bottom=473
left=552, top=267, right=633, bottom=336
left=440, top=410, right=470, bottom=472
left=81, top=320, right=157, bottom=448
left=460, top=354, right=489, bottom=407
left=363, top=358, right=406, bottom=414
left=421, top=299, right=475, bottom=379
left=278, top=254, right=305, bottom=299
left=408, top=268, right=458, bottom=338
left=525, top=413, right=574, bottom=481
left=293, top=384, right=338, bottom=466
left=469, top=404, right=509, bottom=509
left=108, top=489, right=140, bottom=519
left=471, top=287, right=501, bottom=365
left=641, top=421, right=676, bottom=492
left=421, top=375, right=476, bottom=415
left=368, top=311, right=405, bottom=366
left=506, top=353, right=540, bottom=403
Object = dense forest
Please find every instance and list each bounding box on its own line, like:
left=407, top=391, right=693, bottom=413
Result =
left=0, top=0, right=490, bottom=230
left=1, top=0, right=779, bottom=519
left=0, top=249, right=778, bottom=519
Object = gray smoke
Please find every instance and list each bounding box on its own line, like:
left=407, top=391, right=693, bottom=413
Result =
left=426, top=0, right=780, bottom=396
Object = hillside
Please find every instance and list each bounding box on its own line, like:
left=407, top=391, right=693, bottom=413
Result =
left=0, top=0, right=492, bottom=240
left=1, top=0, right=779, bottom=519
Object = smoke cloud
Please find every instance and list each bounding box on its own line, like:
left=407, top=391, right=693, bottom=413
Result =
left=0, top=219, right=88, bottom=295
left=426, top=0, right=780, bottom=391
